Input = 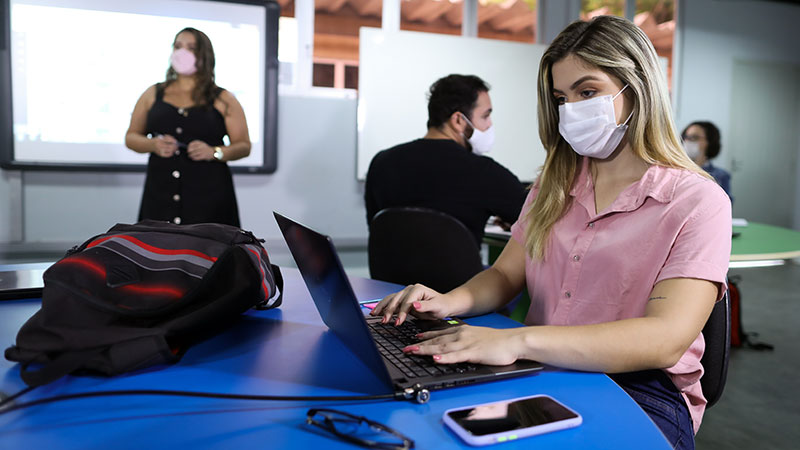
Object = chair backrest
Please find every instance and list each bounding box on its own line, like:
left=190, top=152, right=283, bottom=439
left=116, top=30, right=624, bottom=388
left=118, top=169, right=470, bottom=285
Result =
left=700, top=290, right=731, bottom=409
left=368, top=207, right=484, bottom=292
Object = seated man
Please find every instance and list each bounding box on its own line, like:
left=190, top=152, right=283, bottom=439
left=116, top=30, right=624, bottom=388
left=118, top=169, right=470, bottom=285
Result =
left=364, top=74, right=526, bottom=247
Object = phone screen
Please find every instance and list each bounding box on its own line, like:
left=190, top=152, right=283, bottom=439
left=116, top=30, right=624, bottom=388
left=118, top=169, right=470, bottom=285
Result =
left=446, top=395, right=579, bottom=436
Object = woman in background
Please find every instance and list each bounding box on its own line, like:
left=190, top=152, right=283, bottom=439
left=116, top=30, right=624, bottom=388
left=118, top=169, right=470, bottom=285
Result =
left=682, top=121, right=732, bottom=199
left=125, top=27, right=250, bottom=226
left=372, top=16, right=731, bottom=450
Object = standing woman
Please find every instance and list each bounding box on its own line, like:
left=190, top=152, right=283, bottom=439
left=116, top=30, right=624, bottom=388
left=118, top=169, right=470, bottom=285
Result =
left=125, top=27, right=250, bottom=226
left=371, top=16, right=731, bottom=450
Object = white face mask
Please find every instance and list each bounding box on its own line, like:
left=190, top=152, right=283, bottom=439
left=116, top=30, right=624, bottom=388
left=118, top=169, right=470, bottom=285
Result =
left=462, top=115, right=495, bottom=155
left=684, top=141, right=701, bottom=161
left=558, top=85, right=632, bottom=159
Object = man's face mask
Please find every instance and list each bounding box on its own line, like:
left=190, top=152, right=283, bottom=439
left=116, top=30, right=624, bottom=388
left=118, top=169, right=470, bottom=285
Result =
left=462, top=114, right=495, bottom=155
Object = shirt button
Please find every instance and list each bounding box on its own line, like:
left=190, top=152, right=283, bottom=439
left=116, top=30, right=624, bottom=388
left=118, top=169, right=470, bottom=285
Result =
left=573, top=255, right=580, bottom=262
left=176, top=127, right=183, bottom=134
left=175, top=149, right=180, bottom=156
left=177, top=107, right=185, bottom=115
left=172, top=194, right=181, bottom=202
left=565, top=291, right=572, bottom=298
left=588, top=222, right=595, bottom=228
left=173, top=217, right=182, bottom=225
left=172, top=170, right=180, bottom=179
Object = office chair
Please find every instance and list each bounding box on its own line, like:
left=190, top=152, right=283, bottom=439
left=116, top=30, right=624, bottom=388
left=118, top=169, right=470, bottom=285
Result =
left=368, top=207, right=484, bottom=293
left=700, top=290, right=731, bottom=409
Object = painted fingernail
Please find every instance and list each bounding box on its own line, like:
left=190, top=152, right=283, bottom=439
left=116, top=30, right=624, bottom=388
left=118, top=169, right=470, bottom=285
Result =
left=394, top=318, right=401, bottom=326
left=433, top=355, right=442, bottom=361
left=403, top=345, right=419, bottom=352
left=413, top=301, right=422, bottom=309
left=415, top=333, right=424, bottom=338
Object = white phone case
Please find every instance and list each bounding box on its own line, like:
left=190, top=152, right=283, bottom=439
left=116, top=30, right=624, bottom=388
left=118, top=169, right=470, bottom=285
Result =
left=442, top=394, right=582, bottom=446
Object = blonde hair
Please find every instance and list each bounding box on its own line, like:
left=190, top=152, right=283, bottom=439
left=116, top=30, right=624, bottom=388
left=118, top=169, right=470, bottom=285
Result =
left=525, top=15, right=708, bottom=259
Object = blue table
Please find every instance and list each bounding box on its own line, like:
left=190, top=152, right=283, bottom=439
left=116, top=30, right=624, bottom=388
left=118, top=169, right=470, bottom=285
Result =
left=0, top=268, right=670, bottom=449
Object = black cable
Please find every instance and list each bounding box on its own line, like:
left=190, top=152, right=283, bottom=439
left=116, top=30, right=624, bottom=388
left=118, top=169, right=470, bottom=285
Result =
left=0, top=385, right=37, bottom=412
left=0, top=387, right=430, bottom=415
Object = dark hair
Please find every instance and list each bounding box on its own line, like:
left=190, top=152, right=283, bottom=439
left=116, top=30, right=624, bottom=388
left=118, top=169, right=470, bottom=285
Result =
left=165, top=27, right=218, bottom=106
left=427, top=74, right=490, bottom=129
left=682, top=121, right=721, bottom=159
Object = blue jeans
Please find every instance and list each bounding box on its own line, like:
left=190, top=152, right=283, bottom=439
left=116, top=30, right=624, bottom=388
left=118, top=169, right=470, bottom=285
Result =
left=610, top=370, right=694, bottom=450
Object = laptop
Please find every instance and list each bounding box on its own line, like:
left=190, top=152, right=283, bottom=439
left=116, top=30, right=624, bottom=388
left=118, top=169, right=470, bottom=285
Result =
left=274, top=212, right=542, bottom=395
left=0, top=263, right=48, bottom=300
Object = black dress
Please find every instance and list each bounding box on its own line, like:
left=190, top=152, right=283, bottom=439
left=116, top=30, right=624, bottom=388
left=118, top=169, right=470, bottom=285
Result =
left=139, top=83, right=240, bottom=227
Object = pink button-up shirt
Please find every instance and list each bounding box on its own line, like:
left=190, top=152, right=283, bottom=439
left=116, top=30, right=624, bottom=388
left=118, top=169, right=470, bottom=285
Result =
left=511, top=157, right=732, bottom=433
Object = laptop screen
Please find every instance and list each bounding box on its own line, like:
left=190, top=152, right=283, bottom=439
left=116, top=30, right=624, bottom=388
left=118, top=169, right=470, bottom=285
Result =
left=274, top=212, right=394, bottom=384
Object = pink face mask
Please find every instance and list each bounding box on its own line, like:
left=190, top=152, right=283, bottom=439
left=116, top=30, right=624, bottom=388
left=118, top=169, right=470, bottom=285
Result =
left=170, top=48, right=197, bottom=75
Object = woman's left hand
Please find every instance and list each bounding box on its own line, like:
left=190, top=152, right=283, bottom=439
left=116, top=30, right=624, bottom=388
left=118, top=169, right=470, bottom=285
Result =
left=187, top=140, right=214, bottom=161
left=403, top=325, right=524, bottom=366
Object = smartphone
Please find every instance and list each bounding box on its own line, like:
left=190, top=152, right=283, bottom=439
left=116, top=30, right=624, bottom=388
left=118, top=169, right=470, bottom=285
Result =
left=443, top=394, right=582, bottom=446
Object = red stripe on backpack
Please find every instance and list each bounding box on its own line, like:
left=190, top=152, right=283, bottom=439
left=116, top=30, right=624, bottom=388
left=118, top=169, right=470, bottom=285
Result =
left=88, top=235, right=218, bottom=262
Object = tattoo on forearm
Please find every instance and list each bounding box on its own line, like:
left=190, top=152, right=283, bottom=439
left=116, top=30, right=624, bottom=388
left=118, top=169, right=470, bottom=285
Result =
left=648, top=296, right=667, bottom=301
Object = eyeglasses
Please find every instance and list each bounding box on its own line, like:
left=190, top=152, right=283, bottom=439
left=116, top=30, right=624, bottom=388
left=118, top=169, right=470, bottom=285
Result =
left=306, top=408, right=415, bottom=450
left=682, top=134, right=706, bottom=142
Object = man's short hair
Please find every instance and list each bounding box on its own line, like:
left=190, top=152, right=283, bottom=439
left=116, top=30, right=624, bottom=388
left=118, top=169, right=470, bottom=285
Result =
left=427, top=74, right=490, bottom=129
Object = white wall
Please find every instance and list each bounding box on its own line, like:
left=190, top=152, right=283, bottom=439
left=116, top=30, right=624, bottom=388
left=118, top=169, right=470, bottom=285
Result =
left=3, top=0, right=800, bottom=248
left=0, top=170, right=21, bottom=242
left=357, top=28, right=544, bottom=182
left=8, top=93, right=366, bottom=252
left=674, top=0, right=800, bottom=169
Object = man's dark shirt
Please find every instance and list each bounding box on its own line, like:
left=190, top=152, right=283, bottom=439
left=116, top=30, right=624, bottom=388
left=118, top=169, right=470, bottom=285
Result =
left=364, top=138, right=527, bottom=246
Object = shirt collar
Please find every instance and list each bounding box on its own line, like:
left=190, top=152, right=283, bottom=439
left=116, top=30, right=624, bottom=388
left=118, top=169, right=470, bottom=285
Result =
left=570, top=156, right=680, bottom=218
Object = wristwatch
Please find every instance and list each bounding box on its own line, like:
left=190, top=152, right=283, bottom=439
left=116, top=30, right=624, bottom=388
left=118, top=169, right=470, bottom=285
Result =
left=213, top=146, right=224, bottom=161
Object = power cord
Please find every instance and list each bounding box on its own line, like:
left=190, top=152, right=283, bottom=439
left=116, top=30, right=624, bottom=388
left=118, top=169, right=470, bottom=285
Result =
left=0, top=384, right=430, bottom=415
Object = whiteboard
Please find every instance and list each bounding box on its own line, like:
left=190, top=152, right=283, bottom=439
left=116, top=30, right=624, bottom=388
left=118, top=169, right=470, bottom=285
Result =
left=2, top=0, right=278, bottom=173
left=357, top=28, right=547, bottom=182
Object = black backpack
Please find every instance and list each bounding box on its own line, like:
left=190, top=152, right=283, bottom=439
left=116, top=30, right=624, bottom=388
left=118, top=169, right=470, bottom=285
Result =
left=5, top=220, right=283, bottom=387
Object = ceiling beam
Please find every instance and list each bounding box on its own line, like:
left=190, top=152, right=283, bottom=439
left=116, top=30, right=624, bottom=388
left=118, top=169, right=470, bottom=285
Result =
left=318, top=0, right=350, bottom=14
left=356, top=0, right=383, bottom=16
left=404, top=0, right=453, bottom=23
left=444, top=3, right=463, bottom=26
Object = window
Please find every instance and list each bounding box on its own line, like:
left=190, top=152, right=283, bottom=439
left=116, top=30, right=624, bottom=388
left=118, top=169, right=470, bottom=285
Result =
left=478, top=0, right=536, bottom=43
left=581, top=0, right=625, bottom=18
left=635, top=0, right=674, bottom=88
left=581, top=0, right=675, bottom=88
left=278, top=16, right=298, bottom=86
left=277, top=1, right=297, bottom=86
left=312, top=0, right=382, bottom=89
left=280, top=0, right=545, bottom=91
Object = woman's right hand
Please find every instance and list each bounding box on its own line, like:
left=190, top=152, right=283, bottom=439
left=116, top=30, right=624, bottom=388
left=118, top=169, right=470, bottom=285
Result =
left=370, top=284, right=455, bottom=326
left=152, top=134, right=178, bottom=158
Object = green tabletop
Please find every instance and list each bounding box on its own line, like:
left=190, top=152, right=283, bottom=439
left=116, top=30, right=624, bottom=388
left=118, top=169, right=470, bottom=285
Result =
left=485, top=222, right=800, bottom=264
left=731, top=222, right=800, bottom=262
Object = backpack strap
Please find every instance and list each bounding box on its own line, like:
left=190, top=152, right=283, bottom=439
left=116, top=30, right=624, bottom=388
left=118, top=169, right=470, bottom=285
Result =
left=19, top=348, right=104, bottom=387
left=17, top=335, right=176, bottom=387
left=253, top=264, right=283, bottom=310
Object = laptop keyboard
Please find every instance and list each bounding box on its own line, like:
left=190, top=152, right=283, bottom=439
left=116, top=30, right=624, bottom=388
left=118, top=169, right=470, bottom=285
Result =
left=367, top=319, right=478, bottom=380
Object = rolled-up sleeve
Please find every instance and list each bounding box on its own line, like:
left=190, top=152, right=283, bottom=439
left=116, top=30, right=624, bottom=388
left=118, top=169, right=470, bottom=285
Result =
left=656, top=184, right=732, bottom=300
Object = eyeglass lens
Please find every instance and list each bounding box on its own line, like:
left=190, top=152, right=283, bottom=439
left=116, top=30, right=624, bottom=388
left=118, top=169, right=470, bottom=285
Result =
left=307, top=409, right=414, bottom=449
